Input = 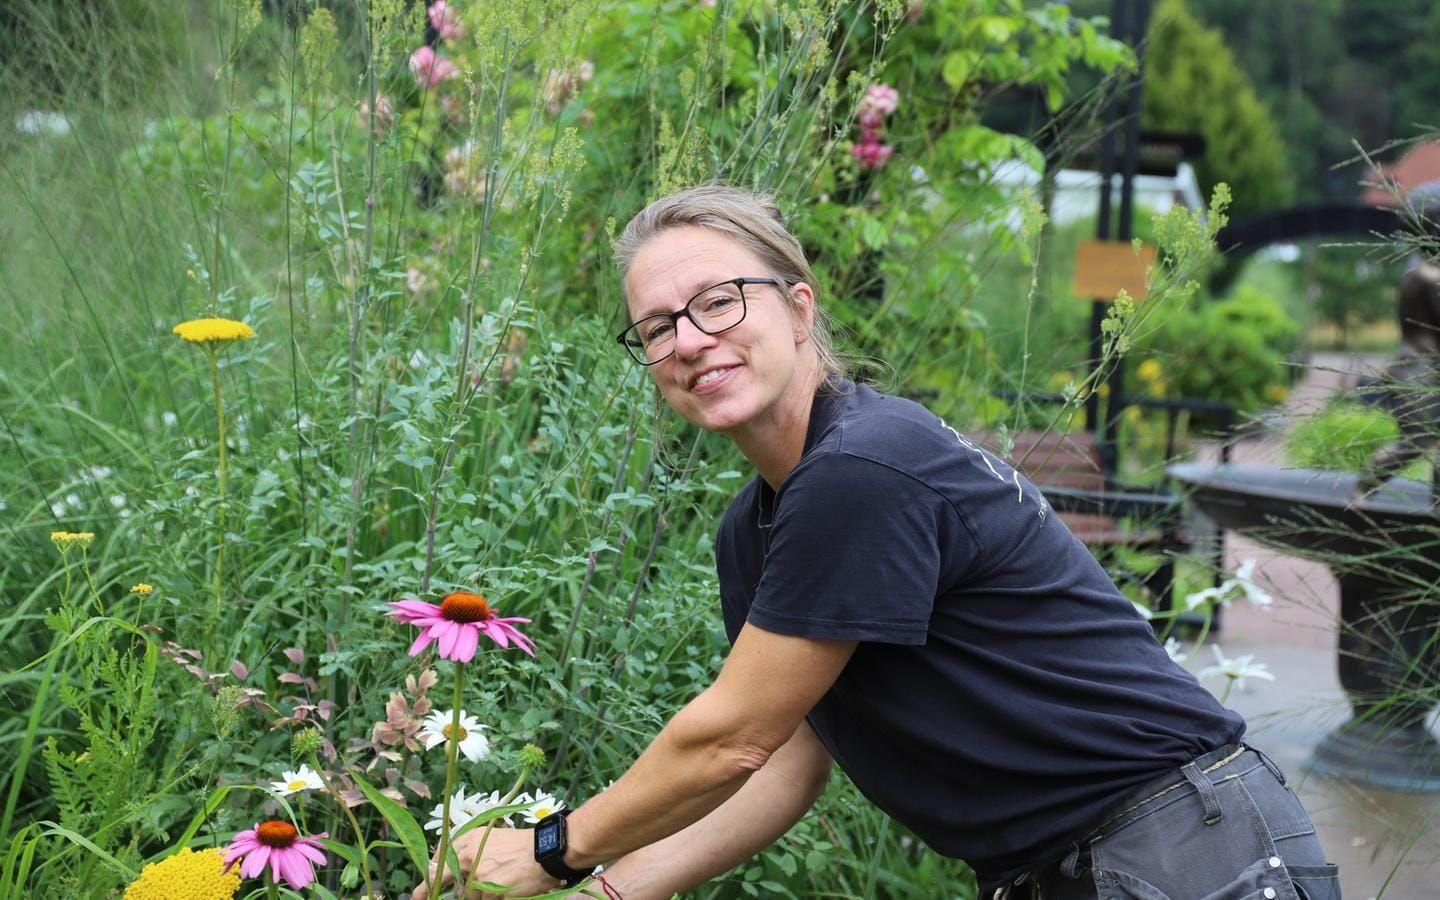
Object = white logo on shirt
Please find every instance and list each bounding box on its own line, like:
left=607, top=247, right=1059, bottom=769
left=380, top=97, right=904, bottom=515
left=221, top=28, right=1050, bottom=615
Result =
left=936, top=417, right=1048, bottom=521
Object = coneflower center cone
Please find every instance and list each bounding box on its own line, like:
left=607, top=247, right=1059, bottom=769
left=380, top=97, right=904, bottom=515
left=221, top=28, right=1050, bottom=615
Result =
left=440, top=591, right=490, bottom=622
left=256, top=820, right=299, bottom=848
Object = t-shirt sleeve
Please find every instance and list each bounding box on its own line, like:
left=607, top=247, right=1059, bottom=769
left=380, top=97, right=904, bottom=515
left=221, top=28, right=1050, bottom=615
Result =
left=748, top=451, right=964, bottom=645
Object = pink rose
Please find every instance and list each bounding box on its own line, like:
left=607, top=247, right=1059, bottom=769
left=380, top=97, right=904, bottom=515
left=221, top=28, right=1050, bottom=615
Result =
left=428, top=2, right=464, bottom=42
left=409, top=45, right=458, bottom=89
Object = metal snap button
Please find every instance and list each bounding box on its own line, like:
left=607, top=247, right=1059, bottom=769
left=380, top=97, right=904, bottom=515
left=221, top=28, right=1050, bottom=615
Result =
left=1268, top=856, right=1282, bottom=868
left=1263, top=889, right=1276, bottom=899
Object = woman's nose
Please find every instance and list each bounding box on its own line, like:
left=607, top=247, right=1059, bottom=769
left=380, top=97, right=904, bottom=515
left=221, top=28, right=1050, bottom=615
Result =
left=672, top=314, right=717, bottom=358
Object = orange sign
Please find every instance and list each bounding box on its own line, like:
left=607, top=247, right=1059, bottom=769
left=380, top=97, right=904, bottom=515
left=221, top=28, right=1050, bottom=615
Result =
left=1073, top=240, right=1157, bottom=301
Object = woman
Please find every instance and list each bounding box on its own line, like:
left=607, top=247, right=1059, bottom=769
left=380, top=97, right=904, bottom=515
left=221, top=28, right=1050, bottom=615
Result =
left=414, top=185, right=1339, bottom=900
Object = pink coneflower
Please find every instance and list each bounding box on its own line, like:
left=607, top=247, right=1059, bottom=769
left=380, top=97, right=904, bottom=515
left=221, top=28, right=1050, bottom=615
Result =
left=223, top=821, right=328, bottom=890
left=428, top=1, right=464, bottom=42
left=410, top=45, right=458, bottom=89
left=387, top=592, right=536, bottom=662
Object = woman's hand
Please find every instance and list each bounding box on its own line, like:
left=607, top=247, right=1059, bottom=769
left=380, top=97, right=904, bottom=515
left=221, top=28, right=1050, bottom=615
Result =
left=411, top=827, right=561, bottom=899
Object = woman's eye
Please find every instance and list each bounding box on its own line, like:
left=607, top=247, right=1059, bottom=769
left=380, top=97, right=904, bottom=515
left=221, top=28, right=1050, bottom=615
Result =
left=700, top=294, right=738, bottom=311
left=644, top=322, right=674, bottom=342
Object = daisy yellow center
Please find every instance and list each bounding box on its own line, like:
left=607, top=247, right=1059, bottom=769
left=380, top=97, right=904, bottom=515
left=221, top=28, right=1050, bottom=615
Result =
left=286, top=779, right=309, bottom=791
left=533, top=804, right=557, bottom=818
left=442, top=723, right=469, bottom=741
left=256, top=820, right=299, bottom=848
left=440, top=591, right=491, bottom=623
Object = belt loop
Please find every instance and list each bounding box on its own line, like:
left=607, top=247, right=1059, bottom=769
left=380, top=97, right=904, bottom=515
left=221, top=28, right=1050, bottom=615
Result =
left=1248, top=743, right=1289, bottom=787
left=1181, top=761, right=1223, bottom=825
left=1059, top=841, right=1084, bottom=878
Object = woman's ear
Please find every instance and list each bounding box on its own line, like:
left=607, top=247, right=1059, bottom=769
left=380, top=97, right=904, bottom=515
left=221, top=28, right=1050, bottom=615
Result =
left=788, top=282, right=816, bottom=343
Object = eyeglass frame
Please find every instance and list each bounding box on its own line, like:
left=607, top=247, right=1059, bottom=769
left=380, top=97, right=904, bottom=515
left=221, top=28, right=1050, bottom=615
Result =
left=616, top=276, right=792, bottom=366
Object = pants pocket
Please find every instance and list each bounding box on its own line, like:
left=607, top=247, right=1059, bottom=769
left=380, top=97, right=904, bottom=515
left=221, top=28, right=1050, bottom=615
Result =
left=1287, top=864, right=1341, bottom=900
left=1191, top=856, right=1301, bottom=900
left=1091, top=866, right=1173, bottom=900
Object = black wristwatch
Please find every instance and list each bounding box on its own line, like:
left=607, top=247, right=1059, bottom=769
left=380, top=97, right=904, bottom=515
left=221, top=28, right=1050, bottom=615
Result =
left=533, top=808, right=595, bottom=887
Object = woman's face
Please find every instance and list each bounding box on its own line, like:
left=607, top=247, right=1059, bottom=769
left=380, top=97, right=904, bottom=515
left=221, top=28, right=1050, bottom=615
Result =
left=625, top=225, right=815, bottom=436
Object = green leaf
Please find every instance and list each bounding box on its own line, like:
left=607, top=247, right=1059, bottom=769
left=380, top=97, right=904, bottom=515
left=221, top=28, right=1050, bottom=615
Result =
left=39, top=823, right=137, bottom=879
left=351, top=772, right=429, bottom=881
left=942, top=51, right=976, bottom=90
left=174, top=786, right=231, bottom=850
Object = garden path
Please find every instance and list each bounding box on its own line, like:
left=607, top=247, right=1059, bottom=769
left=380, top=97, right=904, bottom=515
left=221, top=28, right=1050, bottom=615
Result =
left=1190, top=351, right=1440, bottom=899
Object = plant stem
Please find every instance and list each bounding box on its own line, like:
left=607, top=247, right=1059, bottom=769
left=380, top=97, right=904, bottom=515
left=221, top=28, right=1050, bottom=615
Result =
left=433, top=663, right=468, bottom=898
left=266, top=876, right=280, bottom=900
left=312, top=753, right=375, bottom=898
left=209, top=345, right=228, bottom=614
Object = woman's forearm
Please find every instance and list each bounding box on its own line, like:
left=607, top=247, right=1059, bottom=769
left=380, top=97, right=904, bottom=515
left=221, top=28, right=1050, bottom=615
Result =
left=564, top=685, right=785, bottom=868
left=584, top=723, right=832, bottom=899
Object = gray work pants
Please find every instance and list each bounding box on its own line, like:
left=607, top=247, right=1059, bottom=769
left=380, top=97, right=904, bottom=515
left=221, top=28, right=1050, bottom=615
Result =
left=989, top=745, right=1340, bottom=900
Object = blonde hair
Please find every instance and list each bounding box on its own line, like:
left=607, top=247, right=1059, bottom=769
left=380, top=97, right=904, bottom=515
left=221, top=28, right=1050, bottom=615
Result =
left=614, top=184, right=848, bottom=385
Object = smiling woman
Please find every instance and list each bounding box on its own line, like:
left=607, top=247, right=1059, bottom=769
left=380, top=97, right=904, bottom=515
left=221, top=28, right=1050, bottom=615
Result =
left=414, top=186, right=1338, bottom=900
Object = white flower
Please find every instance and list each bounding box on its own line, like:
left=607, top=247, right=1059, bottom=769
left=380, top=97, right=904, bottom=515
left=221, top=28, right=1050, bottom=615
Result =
left=1163, top=637, right=1188, bottom=664
left=1184, top=585, right=1228, bottom=611
left=419, top=709, right=491, bottom=763
left=162, top=411, right=179, bottom=427
left=1232, top=559, right=1274, bottom=609
left=270, top=764, right=325, bottom=795
left=1198, top=644, right=1276, bottom=692
left=425, top=788, right=515, bottom=832
left=520, top=790, right=563, bottom=824
left=109, top=494, right=126, bottom=509
left=1130, top=600, right=1153, bottom=621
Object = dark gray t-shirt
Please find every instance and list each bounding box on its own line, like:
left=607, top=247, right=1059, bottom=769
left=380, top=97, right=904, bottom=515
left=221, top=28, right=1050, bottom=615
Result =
left=716, top=382, right=1244, bottom=882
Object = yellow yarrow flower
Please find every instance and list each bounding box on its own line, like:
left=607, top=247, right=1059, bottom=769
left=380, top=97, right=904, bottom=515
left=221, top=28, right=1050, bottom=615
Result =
left=171, top=318, right=256, bottom=344
left=131, top=583, right=155, bottom=596
left=50, top=531, right=95, bottom=551
left=123, top=847, right=239, bottom=900
left=1136, top=359, right=1163, bottom=383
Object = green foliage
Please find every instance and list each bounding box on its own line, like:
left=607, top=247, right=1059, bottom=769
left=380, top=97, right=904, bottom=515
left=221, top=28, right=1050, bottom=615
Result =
left=1142, top=0, right=1294, bottom=217
left=1310, top=243, right=1406, bottom=343
left=0, top=0, right=1135, bottom=896
left=1286, top=401, right=1399, bottom=471
left=1137, top=283, right=1301, bottom=415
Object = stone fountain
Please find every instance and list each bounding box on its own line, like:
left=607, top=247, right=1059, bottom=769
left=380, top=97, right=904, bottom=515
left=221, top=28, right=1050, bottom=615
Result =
left=1169, top=262, right=1440, bottom=791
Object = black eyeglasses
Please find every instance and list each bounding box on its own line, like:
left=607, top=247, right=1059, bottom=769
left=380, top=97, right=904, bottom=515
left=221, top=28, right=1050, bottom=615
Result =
left=617, top=277, right=786, bottom=366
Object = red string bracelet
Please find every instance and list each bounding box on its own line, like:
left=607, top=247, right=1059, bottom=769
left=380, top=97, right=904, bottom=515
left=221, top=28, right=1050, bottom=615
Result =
left=595, top=872, right=624, bottom=899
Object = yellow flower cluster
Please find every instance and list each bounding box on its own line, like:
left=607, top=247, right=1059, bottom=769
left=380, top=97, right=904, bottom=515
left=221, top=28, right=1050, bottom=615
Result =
left=130, top=583, right=155, bottom=596
left=171, top=318, right=256, bottom=344
left=123, top=847, right=239, bottom=900
left=50, top=531, right=95, bottom=551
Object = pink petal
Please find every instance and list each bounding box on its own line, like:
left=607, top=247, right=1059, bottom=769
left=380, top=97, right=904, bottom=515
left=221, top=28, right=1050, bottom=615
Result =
left=283, top=647, right=305, bottom=665
left=436, top=621, right=460, bottom=659
left=408, top=631, right=436, bottom=657
left=387, top=600, right=443, bottom=622
left=481, top=621, right=510, bottom=649
left=278, top=847, right=315, bottom=889
left=241, top=845, right=271, bottom=879
left=294, top=841, right=327, bottom=866
left=453, top=624, right=479, bottom=662
left=268, top=847, right=287, bottom=886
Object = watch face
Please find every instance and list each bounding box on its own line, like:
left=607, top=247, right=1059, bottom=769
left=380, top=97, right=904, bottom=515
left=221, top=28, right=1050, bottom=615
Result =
left=536, top=826, right=560, bottom=855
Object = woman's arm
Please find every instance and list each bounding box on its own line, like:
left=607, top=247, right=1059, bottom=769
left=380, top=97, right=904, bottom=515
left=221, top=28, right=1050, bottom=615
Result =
left=587, top=721, right=833, bottom=899
left=562, top=625, right=855, bottom=869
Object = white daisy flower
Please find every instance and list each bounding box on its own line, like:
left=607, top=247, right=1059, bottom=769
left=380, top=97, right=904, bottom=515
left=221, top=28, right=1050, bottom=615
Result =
left=1198, top=644, right=1275, bottom=692
left=419, top=710, right=491, bottom=764
left=1183, top=585, right=1228, bottom=612
left=1232, top=559, right=1274, bottom=609
left=270, top=764, right=325, bottom=795
left=1162, top=637, right=1188, bottom=664
left=424, top=788, right=515, bottom=832
left=521, top=790, right=563, bottom=824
